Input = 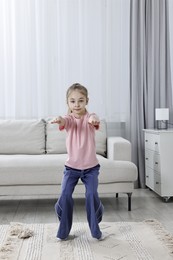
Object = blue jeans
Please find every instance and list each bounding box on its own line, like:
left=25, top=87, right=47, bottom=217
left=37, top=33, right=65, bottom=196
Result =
left=55, top=164, right=104, bottom=239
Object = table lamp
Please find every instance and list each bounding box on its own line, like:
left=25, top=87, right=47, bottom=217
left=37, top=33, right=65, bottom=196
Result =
left=155, top=108, right=169, bottom=129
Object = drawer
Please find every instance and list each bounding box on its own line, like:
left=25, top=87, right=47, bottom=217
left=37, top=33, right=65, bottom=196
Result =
left=154, top=173, right=161, bottom=195
left=145, top=133, right=160, bottom=153
left=145, top=167, right=161, bottom=195
left=145, top=150, right=161, bottom=173
left=145, top=167, right=154, bottom=189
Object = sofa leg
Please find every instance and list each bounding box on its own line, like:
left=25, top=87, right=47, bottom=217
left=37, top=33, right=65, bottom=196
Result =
left=116, top=193, right=118, bottom=198
left=127, top=193, right=132, bottom=211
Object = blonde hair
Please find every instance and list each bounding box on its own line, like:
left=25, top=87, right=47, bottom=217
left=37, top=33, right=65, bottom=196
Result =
left=66, top=83, right=88, bottom=101
left=66, top=83, right=88, bottom=114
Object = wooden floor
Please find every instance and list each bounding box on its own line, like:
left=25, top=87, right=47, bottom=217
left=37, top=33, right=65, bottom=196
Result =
left=0, top=188, right=173, bottom=235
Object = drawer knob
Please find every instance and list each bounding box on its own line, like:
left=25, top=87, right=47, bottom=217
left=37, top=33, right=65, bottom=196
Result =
left=156, top=181, right=159, bottom=184
left=155, top=142, right=158, bottom=145
left=145, top=158, right=148, bottom=160
left=155, top=162, right=158, bottom=165
left=145, top=140, right=148, bottom=142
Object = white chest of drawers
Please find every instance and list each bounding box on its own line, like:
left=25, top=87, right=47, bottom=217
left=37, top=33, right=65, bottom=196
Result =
left=143, top=129, right=173, bottom=201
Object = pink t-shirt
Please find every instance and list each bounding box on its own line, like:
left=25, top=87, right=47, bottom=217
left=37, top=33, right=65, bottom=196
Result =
left=60, top=112, right=99, bottom=170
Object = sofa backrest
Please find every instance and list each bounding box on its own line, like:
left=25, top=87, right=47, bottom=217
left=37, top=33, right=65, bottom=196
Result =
left=46, top=119, right=107, bottom=156
left=0, top=119, right=107, bottom=156
left=46, top=118, right=67, bottom=154
left=95, top=120, right=107, bottom=156
left=0, top=119, right=45, bottom=154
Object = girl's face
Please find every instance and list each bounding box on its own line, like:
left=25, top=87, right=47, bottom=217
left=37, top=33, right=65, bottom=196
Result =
left=67, top=90, right=88, bottom=118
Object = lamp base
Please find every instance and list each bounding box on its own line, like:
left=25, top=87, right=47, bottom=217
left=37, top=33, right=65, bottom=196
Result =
left=156, top=120, right=168, bottom=130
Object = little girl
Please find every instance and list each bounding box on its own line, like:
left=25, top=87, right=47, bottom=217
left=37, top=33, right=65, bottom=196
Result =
left=52, top=83, right=104, bottom=241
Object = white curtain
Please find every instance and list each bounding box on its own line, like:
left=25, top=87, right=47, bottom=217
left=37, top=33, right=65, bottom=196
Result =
left=169, top=0, right=173, bottom=104
left=0, top=0, right=130, bottom=129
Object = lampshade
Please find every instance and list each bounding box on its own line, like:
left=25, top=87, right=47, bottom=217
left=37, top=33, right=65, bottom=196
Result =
left=155, top=108, right=169, bottom=121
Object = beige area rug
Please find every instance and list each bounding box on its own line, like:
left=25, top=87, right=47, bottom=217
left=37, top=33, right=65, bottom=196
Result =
left=0, top=220, right=173, bottom=260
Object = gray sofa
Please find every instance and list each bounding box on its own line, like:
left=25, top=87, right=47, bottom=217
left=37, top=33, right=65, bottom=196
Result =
left=0, top=119, right=138, bottom=211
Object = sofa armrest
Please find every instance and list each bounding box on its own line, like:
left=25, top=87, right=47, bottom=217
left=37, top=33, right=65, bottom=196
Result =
left=107, top=137, right=131, bottom=161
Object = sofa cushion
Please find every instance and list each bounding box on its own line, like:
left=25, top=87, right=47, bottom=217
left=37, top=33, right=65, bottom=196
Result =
left=98, top=155, right=137, bottom=183
left=0, top=119, right=45, bottom=154
left=0, top=154, right=137, bottom=186
left=46, top=118, right=107, bottom=156
left=0, top=154, right=67, bottom=185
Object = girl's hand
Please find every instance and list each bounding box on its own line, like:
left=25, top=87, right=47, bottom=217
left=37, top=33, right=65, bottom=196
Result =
left=51, top=116, right=64, bottom=125
left=88, top=115, right=100, bottom=127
